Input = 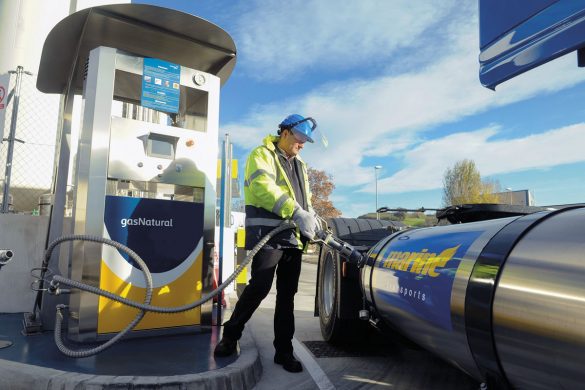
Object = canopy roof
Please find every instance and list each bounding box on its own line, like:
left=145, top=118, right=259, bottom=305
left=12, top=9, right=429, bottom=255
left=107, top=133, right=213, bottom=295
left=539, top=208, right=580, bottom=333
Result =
left=37, top=4, right=237, bottom=94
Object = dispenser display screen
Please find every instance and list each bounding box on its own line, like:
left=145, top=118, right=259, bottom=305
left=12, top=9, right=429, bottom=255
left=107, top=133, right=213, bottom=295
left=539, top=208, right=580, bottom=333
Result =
left=147, top=134, right=175, bottom=159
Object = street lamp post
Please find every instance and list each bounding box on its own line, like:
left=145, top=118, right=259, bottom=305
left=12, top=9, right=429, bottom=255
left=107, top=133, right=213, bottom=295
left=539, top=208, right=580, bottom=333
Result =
left=375, top=165, right=382, bottom=220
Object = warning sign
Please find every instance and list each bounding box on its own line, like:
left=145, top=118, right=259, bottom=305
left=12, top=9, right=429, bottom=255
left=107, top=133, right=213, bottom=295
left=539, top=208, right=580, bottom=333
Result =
left=0, top=73, right=11, bottom=142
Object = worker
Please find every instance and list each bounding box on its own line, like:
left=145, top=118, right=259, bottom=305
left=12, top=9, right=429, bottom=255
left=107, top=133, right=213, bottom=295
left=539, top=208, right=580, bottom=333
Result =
left=214, top=114, right=320, bottom=373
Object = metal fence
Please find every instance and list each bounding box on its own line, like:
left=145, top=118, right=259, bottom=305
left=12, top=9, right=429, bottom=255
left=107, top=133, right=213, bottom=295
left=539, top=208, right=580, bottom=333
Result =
left=0, top=67, right=60, bottom=213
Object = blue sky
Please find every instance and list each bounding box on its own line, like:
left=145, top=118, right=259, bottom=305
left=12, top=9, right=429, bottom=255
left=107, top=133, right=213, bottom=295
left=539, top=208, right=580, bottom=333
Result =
left=135, top=0, right=585, bottom=217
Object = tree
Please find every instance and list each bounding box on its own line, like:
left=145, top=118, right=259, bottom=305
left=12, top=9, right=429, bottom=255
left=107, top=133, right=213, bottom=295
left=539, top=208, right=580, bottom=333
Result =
left=424, top=214, right=438, bottom=227
left=442, top=159, right=500, bottom=207
left=393, top=207, right=407, bottom=221
left=308, top=168, right=342, bottom=218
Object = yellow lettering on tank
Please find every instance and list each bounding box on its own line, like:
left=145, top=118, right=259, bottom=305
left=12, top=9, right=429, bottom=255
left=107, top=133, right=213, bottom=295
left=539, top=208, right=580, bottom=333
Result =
left=391, top=252, right=409, bottom=270
left=400, top=252, right=415, bottom=272
left=381, top=252, right=394, bottom=268
left=408, top=249, right=429, bottom=273
left=380, top=245, right=461, bottom=277
left=424, top=245, right=460, bottom=277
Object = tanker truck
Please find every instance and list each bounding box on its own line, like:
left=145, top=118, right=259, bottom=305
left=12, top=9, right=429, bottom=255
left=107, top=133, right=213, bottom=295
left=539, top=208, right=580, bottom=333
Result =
left=314, top=1, right=585, bottom=388
left=314, top=205, right=585, bottom=389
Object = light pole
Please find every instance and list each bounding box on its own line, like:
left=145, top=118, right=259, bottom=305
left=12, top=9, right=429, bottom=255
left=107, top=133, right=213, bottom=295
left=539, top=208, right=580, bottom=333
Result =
left=375, top=165, right=382, bottom=220
left=505, top=187, right=512, bottom=205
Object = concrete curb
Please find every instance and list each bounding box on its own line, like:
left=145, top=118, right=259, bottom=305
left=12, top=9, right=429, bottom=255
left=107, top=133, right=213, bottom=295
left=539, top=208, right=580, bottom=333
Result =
left=0, top=329, right=262, bottom=390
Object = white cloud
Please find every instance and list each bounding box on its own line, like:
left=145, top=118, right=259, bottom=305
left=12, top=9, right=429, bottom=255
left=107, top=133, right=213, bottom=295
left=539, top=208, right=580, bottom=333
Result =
left=226, top=3, right=585, bottom=198
left=235, top=0, right=459, bottom=79
left=227, top=47, right=585, bottom=184
left=373, top=123, right=585, bottom=194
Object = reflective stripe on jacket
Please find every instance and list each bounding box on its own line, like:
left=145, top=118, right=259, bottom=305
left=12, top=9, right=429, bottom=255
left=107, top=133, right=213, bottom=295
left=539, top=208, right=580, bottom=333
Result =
left=244, top=134, right=312, bottom=250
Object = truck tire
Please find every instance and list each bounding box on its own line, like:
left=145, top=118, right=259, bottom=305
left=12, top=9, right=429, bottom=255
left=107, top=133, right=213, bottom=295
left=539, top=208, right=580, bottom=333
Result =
left=318, top=245, right=348, bottom=343
left=317, top=218, right=398, bottom=343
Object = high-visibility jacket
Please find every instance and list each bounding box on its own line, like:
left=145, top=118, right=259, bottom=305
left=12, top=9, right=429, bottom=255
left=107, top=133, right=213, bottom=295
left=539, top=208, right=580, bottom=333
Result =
left=244, top=135, right=312, bottom=250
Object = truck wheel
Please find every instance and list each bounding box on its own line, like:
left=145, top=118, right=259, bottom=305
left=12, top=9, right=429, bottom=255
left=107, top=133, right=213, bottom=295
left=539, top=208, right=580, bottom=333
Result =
left=318, top=245, right=349, bottom=343
left=317, top=218, right=399, bottom=343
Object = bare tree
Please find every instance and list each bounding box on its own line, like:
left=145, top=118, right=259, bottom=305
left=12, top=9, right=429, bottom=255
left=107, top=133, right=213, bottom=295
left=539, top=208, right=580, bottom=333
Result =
left=308, top=168, right=342, bottom=218
left=442, top=159, right=500, bottom=206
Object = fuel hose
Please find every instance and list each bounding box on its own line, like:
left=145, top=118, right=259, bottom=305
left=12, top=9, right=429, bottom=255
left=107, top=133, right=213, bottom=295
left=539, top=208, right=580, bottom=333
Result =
left=47, top=221, right=296, bottom=357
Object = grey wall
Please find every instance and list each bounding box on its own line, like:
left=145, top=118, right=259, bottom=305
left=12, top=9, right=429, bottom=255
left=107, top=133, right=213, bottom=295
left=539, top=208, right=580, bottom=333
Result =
left=0, top=214, right=48, bottom=312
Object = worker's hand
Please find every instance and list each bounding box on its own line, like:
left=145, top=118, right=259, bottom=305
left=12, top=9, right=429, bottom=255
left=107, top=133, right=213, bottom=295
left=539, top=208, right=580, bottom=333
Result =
left=292, top=204, right=318, bottom=240
left=308, top=206, right=323, bottom=232
left=308, top=206, right=317, bottom=217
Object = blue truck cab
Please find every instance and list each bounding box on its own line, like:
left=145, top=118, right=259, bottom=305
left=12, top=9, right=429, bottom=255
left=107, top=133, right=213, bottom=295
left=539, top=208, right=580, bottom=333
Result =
left=479, top=0, right=585, bottom=89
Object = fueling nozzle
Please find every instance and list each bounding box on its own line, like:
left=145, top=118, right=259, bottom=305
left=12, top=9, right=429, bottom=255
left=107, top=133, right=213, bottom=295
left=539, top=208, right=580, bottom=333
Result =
left=0, top=249, right=14, bottom=270
left=314, top=218, right=365, bottom=267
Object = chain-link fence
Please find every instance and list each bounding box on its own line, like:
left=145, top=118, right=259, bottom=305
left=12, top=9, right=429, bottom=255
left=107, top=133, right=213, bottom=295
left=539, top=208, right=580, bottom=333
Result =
left=0, top=68, right=60, bottom=213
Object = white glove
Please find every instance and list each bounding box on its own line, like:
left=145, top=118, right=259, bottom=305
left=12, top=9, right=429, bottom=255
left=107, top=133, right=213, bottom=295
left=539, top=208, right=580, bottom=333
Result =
left=292, top=203, right=318, bottom=240
left=308, top=206, right=322, bottom=232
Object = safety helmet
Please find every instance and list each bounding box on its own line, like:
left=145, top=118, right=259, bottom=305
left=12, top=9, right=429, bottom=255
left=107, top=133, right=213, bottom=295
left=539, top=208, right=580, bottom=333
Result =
left=278, top=114, right=317, bottom=143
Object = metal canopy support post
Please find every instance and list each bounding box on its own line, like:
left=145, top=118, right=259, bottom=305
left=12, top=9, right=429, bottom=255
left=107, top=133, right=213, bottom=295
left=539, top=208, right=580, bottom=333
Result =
left=226, top=144, right=233, bottom=220
left=216, top=134, right=230, bottom=325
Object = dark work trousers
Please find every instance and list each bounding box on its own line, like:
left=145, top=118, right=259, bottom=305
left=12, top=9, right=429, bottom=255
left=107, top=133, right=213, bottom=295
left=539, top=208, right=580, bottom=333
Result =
left=222, top=247, right=303, bottom=355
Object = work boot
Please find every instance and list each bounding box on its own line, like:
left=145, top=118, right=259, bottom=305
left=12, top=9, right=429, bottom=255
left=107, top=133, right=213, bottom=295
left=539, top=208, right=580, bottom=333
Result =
left=274, top=353, right=303, bottom=373
left=214, top=336, right=238, bottom=357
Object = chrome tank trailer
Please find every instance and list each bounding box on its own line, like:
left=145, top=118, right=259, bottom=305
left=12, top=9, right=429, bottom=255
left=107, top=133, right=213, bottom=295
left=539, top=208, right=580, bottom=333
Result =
left=360, top=206, right=585, bottom=389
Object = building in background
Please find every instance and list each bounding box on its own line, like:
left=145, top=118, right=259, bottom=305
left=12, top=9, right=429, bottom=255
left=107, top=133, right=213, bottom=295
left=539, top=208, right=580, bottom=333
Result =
left=0, top=0, right=129, bottom=212
left=495, top=189, right=535, bottom=206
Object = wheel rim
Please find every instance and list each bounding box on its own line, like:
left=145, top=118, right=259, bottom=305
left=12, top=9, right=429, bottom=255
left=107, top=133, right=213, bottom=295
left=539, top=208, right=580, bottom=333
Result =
left=322, top=252, right=335, bottom=318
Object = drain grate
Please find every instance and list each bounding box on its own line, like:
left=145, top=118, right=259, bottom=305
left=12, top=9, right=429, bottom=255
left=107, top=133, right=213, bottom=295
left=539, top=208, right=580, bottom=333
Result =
left=302, top=340, right=392, bottom=358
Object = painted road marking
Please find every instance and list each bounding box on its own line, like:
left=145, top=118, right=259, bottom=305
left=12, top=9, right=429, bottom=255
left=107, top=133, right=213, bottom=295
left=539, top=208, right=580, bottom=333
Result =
left=292, top=337, right=336, bottom=390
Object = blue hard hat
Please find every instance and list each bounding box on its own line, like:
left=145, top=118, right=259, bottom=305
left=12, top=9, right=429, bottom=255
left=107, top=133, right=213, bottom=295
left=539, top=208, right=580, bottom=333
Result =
left=278, top=114, right=317, bottom=143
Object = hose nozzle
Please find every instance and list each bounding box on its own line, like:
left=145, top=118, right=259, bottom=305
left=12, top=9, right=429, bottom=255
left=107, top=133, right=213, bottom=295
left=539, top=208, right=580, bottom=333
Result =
left=315, top=227, right=364, bottom=267
left=48, top=279, right=60, bottom=295
left=0, top=249, right=14, bottom=267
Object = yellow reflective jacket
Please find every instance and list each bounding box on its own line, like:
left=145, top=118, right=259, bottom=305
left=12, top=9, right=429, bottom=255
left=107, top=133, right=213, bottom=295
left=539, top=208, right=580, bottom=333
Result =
left=244, top=135, right=312, bottom=250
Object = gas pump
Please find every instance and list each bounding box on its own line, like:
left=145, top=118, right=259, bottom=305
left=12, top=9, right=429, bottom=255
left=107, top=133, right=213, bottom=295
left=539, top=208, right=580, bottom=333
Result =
left=69, top=47, right=218, bottom=341
left=32, top=4, right=237, bottom=343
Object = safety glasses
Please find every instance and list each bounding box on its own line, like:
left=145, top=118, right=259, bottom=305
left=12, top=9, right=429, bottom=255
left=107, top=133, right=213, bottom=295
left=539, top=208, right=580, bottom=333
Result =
left=290, top=130, right=309, bottom=144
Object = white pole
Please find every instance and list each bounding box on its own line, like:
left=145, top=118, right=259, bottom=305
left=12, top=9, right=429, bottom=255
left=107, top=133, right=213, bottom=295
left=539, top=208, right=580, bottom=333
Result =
left=374, top=165, right=382, bottom=220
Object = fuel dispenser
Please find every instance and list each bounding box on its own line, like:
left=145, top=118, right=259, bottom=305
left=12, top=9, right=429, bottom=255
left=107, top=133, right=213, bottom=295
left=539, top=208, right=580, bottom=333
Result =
left=33, top=4, right=237, bottom=343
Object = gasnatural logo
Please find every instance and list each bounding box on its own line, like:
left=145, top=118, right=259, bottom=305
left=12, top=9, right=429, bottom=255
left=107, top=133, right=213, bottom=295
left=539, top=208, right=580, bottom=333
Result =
left=121, top=218, right=173, bottom=228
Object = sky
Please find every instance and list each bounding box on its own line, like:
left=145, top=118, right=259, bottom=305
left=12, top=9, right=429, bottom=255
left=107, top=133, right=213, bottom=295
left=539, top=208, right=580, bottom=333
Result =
left=136, top=0, right=585, bottom=217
